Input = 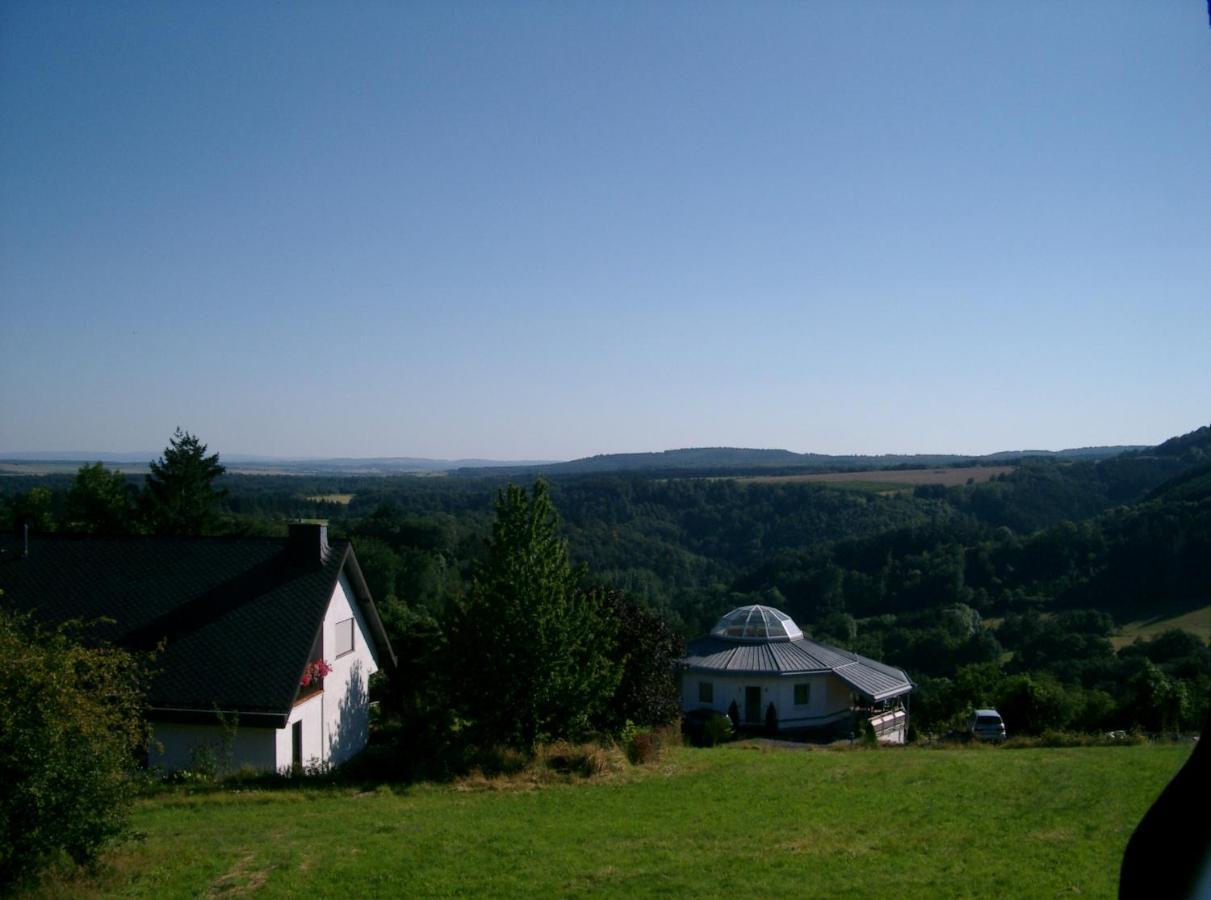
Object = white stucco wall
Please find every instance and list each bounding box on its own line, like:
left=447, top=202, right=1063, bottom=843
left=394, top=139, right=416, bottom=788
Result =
left=320, top=571, right=380, bottom=767
left=274, top=692, right=325, bottom=773
left=681, top=671, right=853, bottom=730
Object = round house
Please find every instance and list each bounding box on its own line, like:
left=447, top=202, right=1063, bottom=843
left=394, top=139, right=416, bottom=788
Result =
left=682, top=605, right=913, bottom=742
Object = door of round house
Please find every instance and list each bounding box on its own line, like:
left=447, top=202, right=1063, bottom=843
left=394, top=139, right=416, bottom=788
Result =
left=745, top=686, right=762, bottom=725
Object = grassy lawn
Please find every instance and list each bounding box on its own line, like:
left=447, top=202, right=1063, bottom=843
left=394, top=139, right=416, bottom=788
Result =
left=34, top=743, right=1189, bottom=898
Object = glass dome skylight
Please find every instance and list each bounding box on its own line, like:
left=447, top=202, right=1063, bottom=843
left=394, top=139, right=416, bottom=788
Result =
left=710, top=605, right=803, bottom=642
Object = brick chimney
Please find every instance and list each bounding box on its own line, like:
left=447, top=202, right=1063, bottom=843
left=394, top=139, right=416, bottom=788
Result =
left=287, top=522, right=330, bottom=567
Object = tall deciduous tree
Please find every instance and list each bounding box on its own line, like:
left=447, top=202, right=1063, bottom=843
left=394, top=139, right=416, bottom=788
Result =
left=142, top=429, right=227, bottom=536
left=451, top=480, right=619, bottom=749
left=65, top=463, right=137, bottom=534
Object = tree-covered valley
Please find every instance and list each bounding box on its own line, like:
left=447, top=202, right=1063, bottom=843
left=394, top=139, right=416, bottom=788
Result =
left=3, top=424, right=1209, bottom=739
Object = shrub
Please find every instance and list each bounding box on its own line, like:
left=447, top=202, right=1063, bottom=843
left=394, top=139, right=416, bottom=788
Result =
left=467, top=744, right=531, bottom=778
left=538, top=741, right=623, bottom=777
left=1001, top=730, right=1149, bottom=749
left=0, top=608, right=150, bottom=889
left=704, top=714, right=734, bottom=747
left=858, top=717, right=879, bottom=748
left=589, top=589, right=685, bottom=732
left=626, top=731, right=660, bottom=765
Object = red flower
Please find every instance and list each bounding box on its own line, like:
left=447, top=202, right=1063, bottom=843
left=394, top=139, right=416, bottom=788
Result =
left=300, top=658, right=332, bottom=687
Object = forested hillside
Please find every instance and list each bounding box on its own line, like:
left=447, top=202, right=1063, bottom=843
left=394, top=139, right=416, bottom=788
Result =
left=2, top=424, right=1208, bottom=735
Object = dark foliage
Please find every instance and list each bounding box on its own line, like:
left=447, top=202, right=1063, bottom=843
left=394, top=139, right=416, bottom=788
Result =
left=764, top=702, right=778, bottom=735
left=590, top=587, right=684, bottom=732
left=142, top=429, right=227, bottom=535
left=0, top=609, right=150, bottom=889
left=64, top=463, right=139, bottom=535
left=374, top=605, right=456, bottom=776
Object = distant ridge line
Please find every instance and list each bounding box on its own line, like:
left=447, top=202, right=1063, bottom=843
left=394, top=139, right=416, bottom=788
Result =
left=451, top=444, right=1148, bottom=478
left=0, top=444, right=1156, bottom=478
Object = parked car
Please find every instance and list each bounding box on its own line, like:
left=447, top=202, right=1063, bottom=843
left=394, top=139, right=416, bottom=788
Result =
left=969, top=708, right=1007, bottom=742
left=682, top=708, right=735, bottom=747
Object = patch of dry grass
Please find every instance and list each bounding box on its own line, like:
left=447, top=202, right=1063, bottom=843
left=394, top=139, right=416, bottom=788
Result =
left=303, top=493, right=354, bottom=505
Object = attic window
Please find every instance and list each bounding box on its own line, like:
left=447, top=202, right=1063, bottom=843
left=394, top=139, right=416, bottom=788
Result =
left=336, top=618, right=354, bottom=657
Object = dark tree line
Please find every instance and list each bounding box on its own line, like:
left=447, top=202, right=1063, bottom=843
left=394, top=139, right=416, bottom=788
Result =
left=4, top=428, right=227, bottom=537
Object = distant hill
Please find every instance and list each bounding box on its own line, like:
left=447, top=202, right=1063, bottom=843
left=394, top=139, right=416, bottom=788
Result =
left=453, top=444, right=1142, bottom=478
left=2, top=434, right=1170, bottom=479
left=1134, top=424, right=1211, bottom=459
left=983, top=446, right=1145, bottom=461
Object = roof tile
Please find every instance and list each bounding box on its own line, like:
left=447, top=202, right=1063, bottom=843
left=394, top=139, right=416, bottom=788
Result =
left=0, top=535, right=353, bottom=720
left=684, top=633, right=912, bottom=702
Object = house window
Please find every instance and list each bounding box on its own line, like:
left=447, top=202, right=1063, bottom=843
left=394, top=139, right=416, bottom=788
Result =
left=794, top=683, right=810, bottom=706
left=336, top=618, right=354, bottom=657
left=698, top=681, right=713, bottom=704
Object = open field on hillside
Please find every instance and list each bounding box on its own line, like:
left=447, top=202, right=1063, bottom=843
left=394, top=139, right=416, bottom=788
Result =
left=304, top=493, right=355, bottom=505
left=1113, top=605, right=1211, bottom=649
left=30, top=743, right=1189, bottom=898
left=0, top=461, right=149, bottom=476
left=734, top=465, right=1014, bottom=491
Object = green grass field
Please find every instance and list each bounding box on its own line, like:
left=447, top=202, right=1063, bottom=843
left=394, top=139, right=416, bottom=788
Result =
left=31, top=742, right=1190, bottom=898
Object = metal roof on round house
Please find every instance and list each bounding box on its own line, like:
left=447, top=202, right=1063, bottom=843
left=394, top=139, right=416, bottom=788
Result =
left=683, top=605, right=913, bottom=742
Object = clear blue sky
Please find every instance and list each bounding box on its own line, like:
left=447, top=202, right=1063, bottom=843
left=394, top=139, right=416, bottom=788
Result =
left=2, top=2, right=1208, bottom=459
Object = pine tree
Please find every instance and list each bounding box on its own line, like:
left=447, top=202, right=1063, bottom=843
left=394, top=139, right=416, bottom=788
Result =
left=451, top=480, right=619, bottom=749
left=142, top=429, right=226, bottom=535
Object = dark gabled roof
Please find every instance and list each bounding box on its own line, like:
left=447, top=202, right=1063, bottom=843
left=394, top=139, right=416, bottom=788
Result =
left=0, top=533, right=395, bottom=727
left=684, top=634, right=912, bottom=702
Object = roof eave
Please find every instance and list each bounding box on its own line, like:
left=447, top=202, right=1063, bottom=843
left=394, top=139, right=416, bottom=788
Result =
left=147, top=706, right=289, bottom=729
left=341, top=544, right=398, bottom=670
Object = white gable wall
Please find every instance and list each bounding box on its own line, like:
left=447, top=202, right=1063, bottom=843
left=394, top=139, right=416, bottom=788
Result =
left=322, top=571, right=380, bottom=766
left=273, top=571, right=381, bottom=771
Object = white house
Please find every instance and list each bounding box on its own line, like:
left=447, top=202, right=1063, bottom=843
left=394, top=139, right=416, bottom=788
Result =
left=0, top=523, right=395, bottom=773
left=683, top=605, right=912, bottom=742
